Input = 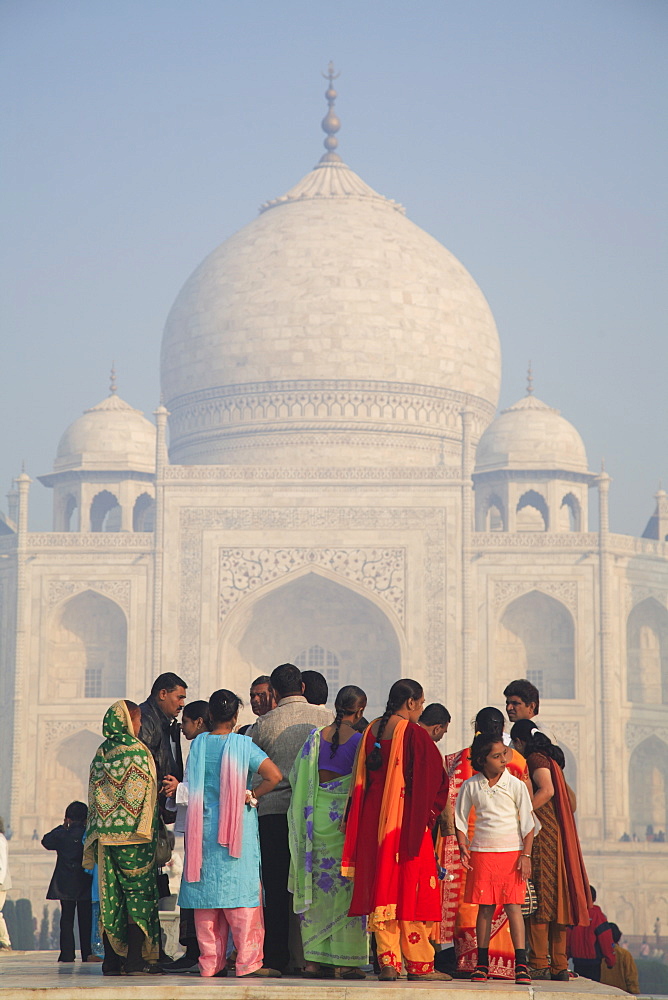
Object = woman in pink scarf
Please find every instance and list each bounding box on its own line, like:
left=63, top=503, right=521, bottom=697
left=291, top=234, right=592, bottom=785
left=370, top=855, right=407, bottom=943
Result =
left=175, top=689, right=281, bottom=978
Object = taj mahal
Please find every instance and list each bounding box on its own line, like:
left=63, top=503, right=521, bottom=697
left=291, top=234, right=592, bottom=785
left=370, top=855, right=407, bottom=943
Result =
left=0, top=75, right=667, bottom=934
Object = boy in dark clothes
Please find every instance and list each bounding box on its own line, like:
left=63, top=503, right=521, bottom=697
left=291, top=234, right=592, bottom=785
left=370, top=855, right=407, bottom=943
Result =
left=567, top=885, right=615, bottom=982
left=42, top=801, right=93, bottom=963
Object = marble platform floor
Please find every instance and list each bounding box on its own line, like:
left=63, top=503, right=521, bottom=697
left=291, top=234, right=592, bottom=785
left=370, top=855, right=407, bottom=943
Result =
left=0, top=952, right=638, bottom=1000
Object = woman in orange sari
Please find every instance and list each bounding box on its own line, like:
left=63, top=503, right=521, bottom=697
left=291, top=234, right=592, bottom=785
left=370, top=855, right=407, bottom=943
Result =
left=437, top=707, right=532, bottom=980
left=341, top=679, right=450, bottom=982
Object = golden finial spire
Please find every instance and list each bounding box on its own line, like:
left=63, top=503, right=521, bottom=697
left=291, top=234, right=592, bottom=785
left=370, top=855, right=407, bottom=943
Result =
left=110, top=362, right=117, bottom=395
left=319, top=62, right=342, bottom=164
left=526, top=361, right=534, bottom=395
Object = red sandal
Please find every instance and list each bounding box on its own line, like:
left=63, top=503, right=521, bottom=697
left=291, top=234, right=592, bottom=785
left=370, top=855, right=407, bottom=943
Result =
left=471, top=966, right=489, bottom=982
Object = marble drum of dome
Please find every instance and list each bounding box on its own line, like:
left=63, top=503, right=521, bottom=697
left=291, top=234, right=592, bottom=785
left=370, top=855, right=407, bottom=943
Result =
left=161, top=158, right=501, bottom=467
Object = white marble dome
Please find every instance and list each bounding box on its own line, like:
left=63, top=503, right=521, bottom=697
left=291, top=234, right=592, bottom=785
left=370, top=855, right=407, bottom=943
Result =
left=161, top=154, right=501, bottom=466
left=54, top=392, right=156, bottom=473
left=475, top=393, right=589, bottom=474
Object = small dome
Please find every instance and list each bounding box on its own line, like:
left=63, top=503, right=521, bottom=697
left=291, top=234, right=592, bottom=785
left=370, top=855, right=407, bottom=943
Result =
left=55, top=392, right=156, bottom=473
left=475, top=393, right=589, bottom=474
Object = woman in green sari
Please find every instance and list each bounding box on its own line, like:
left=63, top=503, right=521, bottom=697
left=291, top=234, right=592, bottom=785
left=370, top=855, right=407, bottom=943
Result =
left=84, top=699, right=161, bottom=976
left=288, top=685, right=369, bottom=979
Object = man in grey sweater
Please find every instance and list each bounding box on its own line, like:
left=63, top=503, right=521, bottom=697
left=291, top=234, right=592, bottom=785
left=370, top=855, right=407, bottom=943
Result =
left=252, top=663, right=330, bottom=973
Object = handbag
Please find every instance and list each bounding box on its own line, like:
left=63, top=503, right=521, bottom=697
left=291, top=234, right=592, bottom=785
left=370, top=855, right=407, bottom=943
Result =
left=522, top=878, right=538, bottom=917
left=156, top=817, right=172, bottom=868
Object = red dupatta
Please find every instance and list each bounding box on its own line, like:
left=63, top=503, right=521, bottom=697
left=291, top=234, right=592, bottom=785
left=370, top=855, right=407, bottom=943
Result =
left=549, top=757, right=592, bottom=926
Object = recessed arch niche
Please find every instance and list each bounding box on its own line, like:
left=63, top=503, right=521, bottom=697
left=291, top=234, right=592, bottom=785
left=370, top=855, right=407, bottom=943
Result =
left=496, top=590, right=575, bottom=699
left=627, top=598, right=668, bottom=704
left=218, top=570, right=402, bottom=718
left=47, top=590, right=127, bottom=701
left=44, top=729, right=102, bottom=830
left=629, top=736, right=668, bottom=840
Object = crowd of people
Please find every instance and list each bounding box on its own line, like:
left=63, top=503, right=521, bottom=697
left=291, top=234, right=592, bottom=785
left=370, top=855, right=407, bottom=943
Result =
left=17, top=670, right=643, bottom=989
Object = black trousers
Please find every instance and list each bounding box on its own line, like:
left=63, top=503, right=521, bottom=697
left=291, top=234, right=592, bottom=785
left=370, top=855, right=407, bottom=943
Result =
left=259, top=813, right=291, bottom=973
left=59, top=899, right=92, bottom=962
left=573, top=958, right=601, bottom=982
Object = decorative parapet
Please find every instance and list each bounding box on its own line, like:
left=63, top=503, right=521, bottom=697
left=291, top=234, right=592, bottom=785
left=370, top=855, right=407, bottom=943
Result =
left=219, top=547, right=405, bottom=624
left=163, top=464, right=462, bottom=481
left=26, top=533, right=153, bottom=549
left=474, top=532, right=598, bottom=549
left=474, top=532, right=668, bottom=557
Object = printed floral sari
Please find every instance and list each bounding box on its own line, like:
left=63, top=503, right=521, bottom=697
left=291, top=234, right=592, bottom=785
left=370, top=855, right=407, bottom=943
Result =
left=288, top=727, right=368, bottom=967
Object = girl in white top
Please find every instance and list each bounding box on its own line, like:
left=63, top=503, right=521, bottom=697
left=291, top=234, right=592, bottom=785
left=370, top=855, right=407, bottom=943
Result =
left=455, top=733, right=535, bottom=984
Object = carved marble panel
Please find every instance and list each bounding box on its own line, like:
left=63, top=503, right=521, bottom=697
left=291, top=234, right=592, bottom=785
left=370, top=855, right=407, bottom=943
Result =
left=47, top=579, right=131, bottom=613
left=549, top=721, right=580, bottom=752
left=626, top=723, right=668, bottom=751
left=493, top=579, right=578, bottom=615
left=219, top=547, right=405, bottom=623
left=625, top=584, right=668, bottom=612
left=42, top=720, right=101, bottom=751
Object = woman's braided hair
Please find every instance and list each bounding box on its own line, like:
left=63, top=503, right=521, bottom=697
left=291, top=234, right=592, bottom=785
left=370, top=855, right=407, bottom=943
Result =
left=330, top=685, right=366, bottom=758
left=366, top=678, right=423, bottom=772
left=510, top=718, right=566, bottom=770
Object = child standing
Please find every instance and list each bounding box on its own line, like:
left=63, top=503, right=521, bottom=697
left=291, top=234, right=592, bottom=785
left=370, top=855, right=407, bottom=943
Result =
left=41, top=801, right=93, bottom=963
left=455, top=733, right=534, bottom=985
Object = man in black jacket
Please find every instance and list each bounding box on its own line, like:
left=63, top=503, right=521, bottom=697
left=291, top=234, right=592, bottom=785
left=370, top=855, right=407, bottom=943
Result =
left=139, top=672, right=189, bottom=970
left=138, top=672, right=187, bottom=794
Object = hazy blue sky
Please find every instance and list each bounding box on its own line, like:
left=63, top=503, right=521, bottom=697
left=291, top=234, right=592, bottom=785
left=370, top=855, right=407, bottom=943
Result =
left=1, top=0, right=666, bottom=533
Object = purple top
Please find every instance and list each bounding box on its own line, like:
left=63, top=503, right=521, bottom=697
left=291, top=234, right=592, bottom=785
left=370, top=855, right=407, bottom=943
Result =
left=318, top=730, right=362, bottom=776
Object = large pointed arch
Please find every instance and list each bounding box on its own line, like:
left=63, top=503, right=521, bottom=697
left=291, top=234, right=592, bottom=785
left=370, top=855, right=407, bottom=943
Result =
left=627, top=597, right=668, bottom=704
left=629, top=735, right=668, bottom=840
left=218, top=567, right=404, bottom=718
left=47, top=590, right=127, bottom=701
left=44, top=729, right=102, bottom=830
left=495, top=590, right=575, bottom=699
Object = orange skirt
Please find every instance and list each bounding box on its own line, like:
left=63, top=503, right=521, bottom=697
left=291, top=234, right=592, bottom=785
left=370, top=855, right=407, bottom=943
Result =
left=464, top=851, right=524, bottom=905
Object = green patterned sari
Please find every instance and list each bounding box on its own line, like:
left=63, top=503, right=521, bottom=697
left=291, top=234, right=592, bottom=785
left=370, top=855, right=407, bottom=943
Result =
left=84, top=700, right=159, bottom=961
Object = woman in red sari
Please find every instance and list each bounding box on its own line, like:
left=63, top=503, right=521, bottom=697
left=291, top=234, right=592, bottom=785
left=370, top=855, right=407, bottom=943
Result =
left=437, top=707, right=533, bottom=979
left=341, top=679, right=450, bottom=982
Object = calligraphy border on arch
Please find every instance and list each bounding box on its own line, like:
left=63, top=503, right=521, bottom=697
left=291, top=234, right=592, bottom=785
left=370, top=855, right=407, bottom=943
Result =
left=178, top=506, right=446, bottom=690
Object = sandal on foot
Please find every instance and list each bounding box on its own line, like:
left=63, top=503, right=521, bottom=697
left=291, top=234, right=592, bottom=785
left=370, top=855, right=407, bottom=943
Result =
left=239, top=967, right=282, bottom=978
left=471, top=965, right=489, bottom=982
left=341, top=968, right=367, bottom=979
left=515, top=964, right=532, bottom=985
left=408, top=970, right=453, bottom=981
left=378, top=966, right=399, bottom=981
